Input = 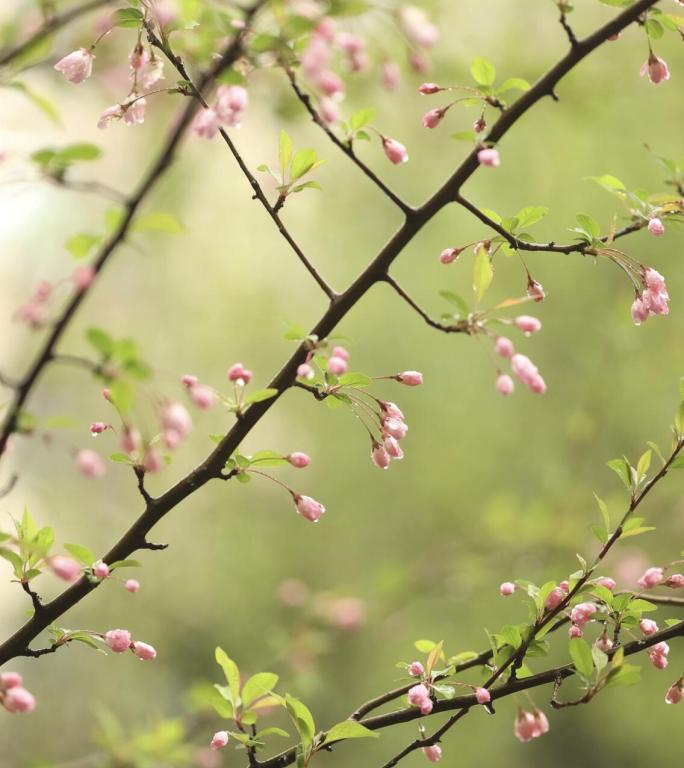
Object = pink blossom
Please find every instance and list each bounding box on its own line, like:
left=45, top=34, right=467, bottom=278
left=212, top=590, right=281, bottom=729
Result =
left=0, top=673, right=22, bottom=690
left=297, top=363, right=315, bottom=380
left=381, top=401, right=405, bottom=420
left=50, top=555, right=81, bottom=582
left=327, top=597, right=366, bottom=630
left=409, top=661, right=425, bottom=677
left=473, top=115, right=487, bottom=133
left=499, top=581, right=515, bottom=596
left=227, top=362, right=253, bottom=385
left=382, top=137, right=409, bottom=165
left=400, top=6, right=439, bottom=49
left=54, top=48, right=94, bottom=83
left=384, top=436, right=404, bottom=459
left=181, top=375, right=199, bottom=388
left=407, top=683, right=433, bottom=714
left=380, top=60, right=401, bottom=91
left=143, top=448, right=163, bottom=473
left=665, top=573, right=684, bottom=588
left=533, top=709, right=549, bottom=736
left=75, top=449, right=105, bottom=478
left=494, top=337, right=515, bottom=358
left=211, top=731, right=229, bottom=750
left=640, top=53, right=670, bottom=84
left=72, top=265, right=96, bottom=290
left=318, top=70, right=344, bottom=98
left=544, top=587, right=565, bottom=611
left=371, top=442, right=390, bottom=469
left=527, top=279, right=545, bottom=302
left=314, top=17, right=336, bottom=42
left=294, top=494, right=326, bottom=522
left=648, top=641, right=669, bottom=669
left=568, top=625, right=583, bottom=639
left=105, top=629, right=132, bottom=653
left=97, top=104, right=124, bottom=129
left=319, top=97, right=340, bottom=124
left=140, top=58, right=164, bottom=89
left=596, top=577, right=616, bottom=591
left=514, top=315, right=542, bottom=335
left=637, top=566, right=664, bottom=590
left=640, top=618, right=659, bottom=636
left=161, top=402, right=192, bottom=439
left=396, top=370, right=423, bottom=386
left=422, top=108, right=445, bottom=129
left=514, top=709, right=538, bottom=742
left=288, top=452, right=311, bottom=468
left=422, top=745, right=442, bottom=763
left=121, top=426, right=141, bottom=455
left=123, top=97, right=146, bottom=126
left=129, top=46, right=149, bottom=71
left=647, top=217, right=665, bottom=236
left=331, top=345, right=350, bottom=360
left=419, top=82, right=442, bottom=95
left=439, top=246, right=462, bottom=264
left=125, top=579, right=140, bottom=593
left=475, top=687, right=491, bottom=704
left=631, top=295, right=649, bottom=325
left=666, top=678, right=683, bottom=704
left=190, top=384, right=217, bottom=410
left=90, top=422, right=108, bottom=436
left=2, top=686, right=36, bottom=713
left=327, top=355, right=348, bottom=375
left=409, top=52, right=429, bottom=74
left=383, top=417, right=408, bottom=440
left=595, top=634, right=614, bottom=653
left=192, top=108, right=220, bottom=139
left=496, top=373, right=514, bottom=396
left=133, top=641, right=157, bottom=660
left=570, top=602, right=597, bottom=626
left=216, top=85, right=248, bottom=127
left=93, top=561, right=109, bottom=579
left=560, top=580, right=570, bottom=592
left=477, top=148, right=500, bottom=167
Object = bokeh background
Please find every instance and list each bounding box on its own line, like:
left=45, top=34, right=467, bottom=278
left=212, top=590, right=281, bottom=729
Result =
left=1, top=0, right=683, bottom=766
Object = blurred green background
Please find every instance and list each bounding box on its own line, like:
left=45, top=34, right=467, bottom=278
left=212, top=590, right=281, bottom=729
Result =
left=1, top=0, right=683, bottom=766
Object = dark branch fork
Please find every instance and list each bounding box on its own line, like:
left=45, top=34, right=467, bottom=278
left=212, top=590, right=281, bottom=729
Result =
left=0, top=0, right=660, bottom=673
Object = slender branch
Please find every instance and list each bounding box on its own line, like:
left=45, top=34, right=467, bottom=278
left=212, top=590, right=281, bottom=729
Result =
left=456, top=194, right=646, bottom=254
left=145, top=26, right=338, bottom=301
left=0, top=0, right=115, bottom=68
left=383, top=275, right=469, bottom=334
left=0, top=0, right=659, bottom=667
left=50, top=354, right=108, bottom=377
left=285, top=68, right=412, bottom=215
left=558, top=10, right=579, bottom=48
left=0, top=9, right=261, bottom=461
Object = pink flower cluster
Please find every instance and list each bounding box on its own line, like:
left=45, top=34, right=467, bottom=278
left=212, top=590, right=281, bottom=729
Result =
left=514, top=708, right=549, bottom=742
left=0, top=672, right=36, bottom=714
left=192, top=86, right=249, bottom=139
left=104, top=629, right=156, bottom=660
left=407, top=683, right=434, bottom=714
left=631, top=268, right=669, bottom=325
left=372, top=400, right=410, bottom=469
left=493, top=317, right=545, bottom=396
left=16, top=269, right=95, bottom=329
left=638, top=566, right=664, bottom=590
left=568, top=602, right=597, bottom=638
left=648, top=641, right=669, bottom=670
left=181, top=374, right=218, bottom=410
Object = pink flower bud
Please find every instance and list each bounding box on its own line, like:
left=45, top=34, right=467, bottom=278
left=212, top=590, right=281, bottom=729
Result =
left=319, top=97, right=339, bottom=124
left=133, top=641, right=157, bottom=660
left=181, top=374, right=198, bottom=388
left=570, top=602, right=597, bottom=626
left=514, top=709, right=538, bottom=742
left=121, top=426, right=141, bottom=455
left=54, top=48, right=94, bottom=83
left=422, top=745, right=442, bottom=763
left=475, top=687, right=491, bottom=704
left=473, top=116, right=487, bottom=133
left=72, top=265, right=96, bottom=290
left=638, top=566, right=664, bottom=590
left=211, top=731, right=229, bottom=750
left=408, top=683, right=432, bottom=713
left=384, top=436, right=404, bottom=460
left=439, top=247, right=461, bottom=264
left=192, top=107, right=221, bottom=139
left=647, top=217, right=665, bottom=236
left=641, top=53, right=670, bottom=84
left=396, top=371, right=423, bottom=386
left=288, top=452, right=311, bottom=468
left=419, top=82, right=442, bottom=95
left=331, top=346, right=350, bottom=360
left=422, top=108, right=445, bottom=129
left=648, top=641, right=670, bottom=670
left=596, top=577, right=616, bottom=591
left=568, top=625, right=583, bottom=639
left=544, top=587, right=565, bottom=611
left=93, top=561, right=109, bottom=580
left=408, top=661, right=425, bottom=677
left=318, top=70, right=344, bottom=97
left=297, top=363, right=315, bottom=380
left=371, top=442, right=390, bottom=470
left=494, top=336, right=515, bottom=358
left=125, top=579, right=140, bottom=593
left=560, top=580, right=570, bottom=592
left=528, top=374, right=547, bottom=394
left=2, top=686, right=36, bottom=713
left=665, top=573, right=684, bottom=588
left=381, top=401, right=405, bottom=420
left=527, top=279, right=545, bottom=302
left=631, top=295, right=649, bottom=326
left=383, top=417, right=408, bottom=440
left=495, top=373, right=514, bottom=396
left=477, top=148, right=500, bottom=167
left=514, top=315, right=542, bottom=335
left=190, top=384, right=217, bottom=410
left=595, top=634, right=614, bottom=652
left=666, top=678, right=683, bottom=705
left=640, top=618, right=659, bottom=636
left=75, top=449, right=105, bottom=478
left=380, top=60, right=401, bottom=91
left=499, top=581, right=515, bottom=596
left=294, top=494, right=326, bottom=522
left=161, top=402, right=192, bottom=439
left=143, top=448, right=163, bottom=473
left=50, top=555, right=81, bottom=582
left=105, top=629, right=132, bottom=653
left=102, top=388, right=112, bottom=401
left=382, top=137, right=409, bottom=165
left=533, top=709, right=549, bottom=736
left=327, top=355, right=348, bottom=375
left=227, top=362, right=253, bottom=385
left=97, top=104, right=124, bottom=129
left=0, top=672, right=23, bottom=690
left=90, top=422, right=108, bottom=436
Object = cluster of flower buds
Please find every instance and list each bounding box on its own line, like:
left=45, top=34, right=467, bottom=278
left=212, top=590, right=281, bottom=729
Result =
left=568, top=602, right=597, bottom=638
left=641, top=51, right=670, bottom=84
left=181, top=374, right=218, bottom=410
left=399, top=4, right=439, bottom=73
left=666, top=676, right=683, bottom=704
left=15, top=268, right=95, bottom=329
left=104, top=628, right=156, bottom=660
left=513, top=707, right=550, bottom=742
left=631, top=268, right=670, bottom=325
left=0, top=672, right=36, bottom=714
left=372, top=399, right=410, bottom=469
left=128, top=43, right=165, bottom=91
left=407, top=683, right=434, bottom=714
left=192, top=85, right=249, bottom=139
left=492, top=316, right=545, bottom=396
left=648, top=641, right=670, bottom=670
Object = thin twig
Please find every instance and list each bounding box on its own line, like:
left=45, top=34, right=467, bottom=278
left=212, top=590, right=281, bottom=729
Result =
left=383, top=275, right=469, bottom=334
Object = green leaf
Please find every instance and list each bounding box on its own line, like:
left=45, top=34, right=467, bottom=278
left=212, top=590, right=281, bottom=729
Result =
left=323, top=720, right=378, bottom=745
left=594, top=493, right=610, bottom=530
left=66, top=233, right=100, bottom=261
left=350, top=108, right=376, bottom=131
left=497, top=77, right=530, bottom=93
left=86, top=327, right=113, bottom=357
left=514, top=206, right=549, bottom=229
left=257, top=727, right=290, bottom=739
left=606, top=458, right=632, bottom=490
left=644, top=18, right=664, bottom=38
left=242, top=673, right=279, bottom=707
left=605, top=663, right=641, bottom=687
left=133, top=211, right=184, bottom=235
left=414, top=639, right=437, bottom=653
left=248, top=450, right=288, bottom=468
left=279, top=130, right=293, bottom=177
left=576, top=214, right=600, bottom=239
left=470, top=56, right=496, bottom=86
left=113, top=7, right=144, bottom=27
left=64, top=543, right=96, bottom=565
left=569, top=638, right=594, bottom=678
left=589, top=174, right=626, bottom=194
left=109, top=452, right=134, bottom=464
left=285, top=695, right=316, bottom=749
left=291, top=149, right=321, bottom=181
left=244, top=388, right=279, bottom=406
left=472, top=244, right=493, bottom=301
left=337, top=372, right=372, bottom=388
left=58, top=143, right=102, bottom=162
left=209, top=685, right=235, bottom=718
left=108, top=559, right=141, bottom=569
left=0, top=548, right=23, bottom=578
left=215, top=648, right=241, bottom=704
left=439, top=290, right=469, bottom=317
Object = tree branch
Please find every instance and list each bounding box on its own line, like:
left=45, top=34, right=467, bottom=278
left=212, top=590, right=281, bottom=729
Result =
left=383, top=275, right=469, bottom=334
